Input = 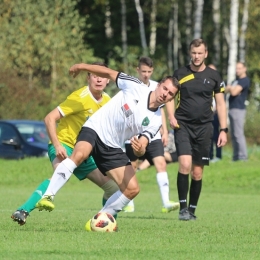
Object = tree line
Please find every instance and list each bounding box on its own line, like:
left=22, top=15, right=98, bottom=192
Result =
left=0, top=0, right=259, bottom=142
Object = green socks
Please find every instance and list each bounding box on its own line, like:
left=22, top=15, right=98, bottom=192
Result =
left=17, top=179, right=50, bottom=213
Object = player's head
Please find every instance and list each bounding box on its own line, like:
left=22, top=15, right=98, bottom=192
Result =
left=236, top=62, right=247, bottom=78
left=136, top=56, right=154, bottom=85
left=189, top=39, right=208, bottom=68
left=87, top=62, right=110, bottom=94
left=155, top=76, right=180, bottom=105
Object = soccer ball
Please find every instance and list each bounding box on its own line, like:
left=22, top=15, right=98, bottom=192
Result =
left=90, top=212, right=117, bottom=232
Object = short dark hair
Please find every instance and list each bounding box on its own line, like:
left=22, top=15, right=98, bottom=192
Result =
left=189, top=39, right=208, bottom=51
left=88, top=61, right=108, bottom=75
left=159, top=76, right=181, bottom=93
left=138, top=56, right=153, bottom=68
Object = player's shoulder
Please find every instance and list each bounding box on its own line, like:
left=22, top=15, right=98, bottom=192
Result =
left=66, top=86, right=88, bottom=99
left=205, top=66, right=221, bottom=78
left=118, top=72, right=143, bottom=84
left=102, top=91, right=111, bottom=100
left=173, top=65, right=191, bottom=77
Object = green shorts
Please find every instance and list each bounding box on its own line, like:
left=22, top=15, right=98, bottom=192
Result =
left=48, top=143, right=97, bottom=180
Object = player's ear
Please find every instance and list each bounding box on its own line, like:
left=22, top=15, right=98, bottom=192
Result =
left=107, top=79, right=110, bottom=85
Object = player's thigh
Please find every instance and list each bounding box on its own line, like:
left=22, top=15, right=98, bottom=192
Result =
left=107, top=165, right=139, bottom=193
left=86, top=168, right=111, bottom=187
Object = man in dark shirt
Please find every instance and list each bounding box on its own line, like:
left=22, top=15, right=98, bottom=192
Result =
left=166, top=39, right=228, bottom=221
left=225, top=62, right=250, bottom=161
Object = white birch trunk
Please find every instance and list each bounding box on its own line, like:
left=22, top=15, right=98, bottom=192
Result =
left=134, top=0, right=148, bottom=55
left=121, top=0, right=128, bottom=72
left=173, top=1, right=178, bottom=70
left=227, top=0, right=239, bottom=85
left=193, top=0, right=204, bottom=39
left=167, top=15, right=173, bottom=73
left=185, top=0, right=192, bottom=63
left=105, top=1, right=113, bottom=39
left=149, top=0, right=157, bottom=55
left=212, top=0, right=221, bottom=66
left=239, top=0, right=250, bottom=62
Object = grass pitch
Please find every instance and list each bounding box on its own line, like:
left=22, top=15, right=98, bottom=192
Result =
left=0, top=146, right=260, bottom=260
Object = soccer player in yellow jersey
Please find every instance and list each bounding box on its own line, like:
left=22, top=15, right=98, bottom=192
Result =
left=11, top=62, right=119, bottom=225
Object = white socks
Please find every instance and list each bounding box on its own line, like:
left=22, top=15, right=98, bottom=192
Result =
left=156, top=172, right=170, bottom=207
left=43, top=158, right=77, bottom=198
left=100, top=190, right=131, bottom=216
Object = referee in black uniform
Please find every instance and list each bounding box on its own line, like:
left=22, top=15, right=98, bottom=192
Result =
left=166, top=39, right=228, bottom=221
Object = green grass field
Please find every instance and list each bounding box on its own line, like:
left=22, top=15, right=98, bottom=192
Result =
left=0, top=146, right=260, bottom=260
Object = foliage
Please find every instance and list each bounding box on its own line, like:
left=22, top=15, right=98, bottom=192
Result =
left=0, top=0, right=96, bottom=103
left=244, top=101, right=260, bottom=145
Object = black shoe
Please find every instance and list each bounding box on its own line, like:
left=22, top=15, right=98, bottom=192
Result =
left=11, top=210, right=29, bottom=225
left=179, top=208, right=190, bottom=221
left=189, top=211, right=197, bottom=220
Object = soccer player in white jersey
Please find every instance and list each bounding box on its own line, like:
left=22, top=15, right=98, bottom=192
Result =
left=37, top=63, right=180, bottom=229
left=124, top=57, right=179, bottom=213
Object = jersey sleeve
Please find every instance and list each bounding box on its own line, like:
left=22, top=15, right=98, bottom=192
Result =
left=116, top=72, right=143, bottom=91
left=213, top=71, right=226, bottom=94
left=140, top=125, right=161, bottom=143
left=58, top=91, right=84, bottom=117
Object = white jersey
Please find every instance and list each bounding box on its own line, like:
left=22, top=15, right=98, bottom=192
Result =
left=83, top=72, right=162, bottom=148
left=125, top=79, right=161, bottom=144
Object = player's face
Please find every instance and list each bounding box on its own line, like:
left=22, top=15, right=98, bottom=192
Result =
left=189, top=44, right=208, bottom=68
left=156, top=79, right=178, bottom=105
left=236, top=63, right=246, bottom=78
left=88, top=74, right=109, bottom=94
left=136, top=64, right=154, bottom=85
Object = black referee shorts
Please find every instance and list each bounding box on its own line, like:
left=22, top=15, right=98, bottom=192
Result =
left=174, top=121, right=213, bottom=166
left=77, top=127, right=131, bottom=174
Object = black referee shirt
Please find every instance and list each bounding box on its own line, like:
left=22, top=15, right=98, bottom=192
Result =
left=173, top=65, right=225, bottom=124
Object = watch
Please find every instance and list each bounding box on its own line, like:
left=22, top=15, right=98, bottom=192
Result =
left=219, top=128, right=228, bottom=133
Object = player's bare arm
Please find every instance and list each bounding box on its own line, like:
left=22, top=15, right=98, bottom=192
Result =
left=69, top=63, right=118, bottom=82
left=44, top=108, right=68, bottom=160
left=225, top=84, right=243, bottom=96
left=160, top=108, right=168, bottom=146
left=165, top=99, right=179, bottom=129
left=214, top=93, right=228, bottom=147
left=130, top=136, right=148, bottom=157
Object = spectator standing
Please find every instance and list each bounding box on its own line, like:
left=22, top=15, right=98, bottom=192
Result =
left=225, top=62, right=250, bottom=161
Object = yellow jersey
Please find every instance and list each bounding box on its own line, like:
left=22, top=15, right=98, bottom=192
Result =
left=56, top=86, right=111, bottom=148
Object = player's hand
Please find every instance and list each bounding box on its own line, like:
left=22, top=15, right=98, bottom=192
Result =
left=69, top=64, right=81, bottom=78
left=217, top=132, right=227, bottom=147
left=168, top=116, right=180, bottom=129
left=55, top=144, right=68, bottom=161
left=161, top=132, right=168, bottom=147
left=131, top=137, right=145, bottom=157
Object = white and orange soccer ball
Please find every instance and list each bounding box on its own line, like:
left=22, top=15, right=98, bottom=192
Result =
left=90, top=212, right=117, bottom=232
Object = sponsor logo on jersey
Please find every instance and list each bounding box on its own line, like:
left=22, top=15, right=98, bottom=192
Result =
left=121, top=103, right=133, bottom=118
left=87, top=109, right=93, bottom=114
left=142, top=117, right=150, bottom=126
left=202, top=157, right=209, bottom=160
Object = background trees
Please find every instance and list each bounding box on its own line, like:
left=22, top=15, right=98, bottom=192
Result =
left=0, top=0, right=259, bottom=142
